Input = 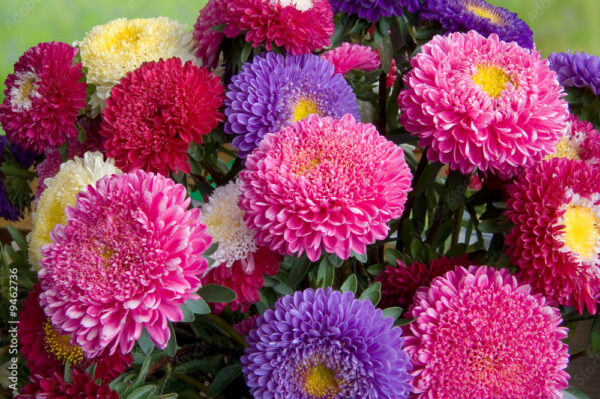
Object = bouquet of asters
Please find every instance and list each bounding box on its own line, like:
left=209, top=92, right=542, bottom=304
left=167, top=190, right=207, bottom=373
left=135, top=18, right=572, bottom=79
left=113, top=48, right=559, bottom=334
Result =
left=1, top=0, right=600, bottom=398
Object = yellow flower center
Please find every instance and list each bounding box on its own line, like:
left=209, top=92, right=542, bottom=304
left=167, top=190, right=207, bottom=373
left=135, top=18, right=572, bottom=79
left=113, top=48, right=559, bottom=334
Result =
left=20, top=78, right=35, bottom=99
left=103, top=24, right=144, bottom=52
left=293, top=97, right=319, bottom=122
left=43, top=320, right=84, bottom=366
left=297, top=157, right=322, bottom=175
left=303, top=363, right=339, bottom=398
left=472, top=65, right=512, bottom=98
left=546, top=136, right=581, bottom=161
left=465, top=3, right=503, bottom=25
left=562, top=205, right=600, bottom=261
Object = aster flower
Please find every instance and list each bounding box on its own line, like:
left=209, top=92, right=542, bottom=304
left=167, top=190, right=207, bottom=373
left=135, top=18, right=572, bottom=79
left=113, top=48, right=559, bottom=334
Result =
left=223, top=0, right=333, bottom=55
left=242, top=288, right=412, bottom=399
left=19, top=284, right=132, bottom=382
left=234, top=315, right=260, bottom=336
left=100, top=58, right=224, bottom=175
left=200, top=182, right=281, bottom=312
left=17, top=371, right=119, bottom=399
left=321, top=43, right=380, bottom=76
left=225, top=52, right=359, bottom=158
left=330, top=0, right=418, bottom=22
left=405, top=266, right=569, bottom=398
left=28, top=152, right=121, bottom=270
left=419, top=0, right=533, bottom=49
left=505, top=158, right=600, bottom=314
left=0, top=42, right=87, bottom=153
left=38, top=170, right=212, bottom=357
left=376, top=255, right=477, bottom=309
left=239, top=114, right=412, bottom=262
left=398, top=31, right=569, bottom=179
left=549, top=50, right=600, bottom=96
left=76, top=17, right=197, bottom=115
left=193, top=0, right=225, bottom=69
left=546, top=114, right=600, bottom=162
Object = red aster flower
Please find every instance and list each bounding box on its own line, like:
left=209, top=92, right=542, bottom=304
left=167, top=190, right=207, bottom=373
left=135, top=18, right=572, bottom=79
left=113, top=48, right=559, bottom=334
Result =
left=100, top=58, right=224, bottom=175
left=17, top=371, right=119, bottom=399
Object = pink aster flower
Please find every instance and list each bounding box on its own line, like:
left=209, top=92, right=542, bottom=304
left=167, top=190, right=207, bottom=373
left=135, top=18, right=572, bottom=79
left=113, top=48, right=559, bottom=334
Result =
left=506, top=158, right=600, bottom=314
left=398, top=31, right=569, bottom=179
left=223, top=0, right=333, bottom=55
left=376, top=255, right=477, bottom=309
left=234, top=315, right=260, bottom=336
left=238, top=114, right=412, bottom=262
left=19, top=284, right=132, bottom=383
left=38, top=170, right=211, bottom=357
left=17, top=371, right=119, bottom=399
left=546, top=113, right=600, bottom=163
left=405, top=266, right=569, bottom=398
left=387, top=58, right=398, bottom=88
left=321, top=42, right=380, bottom=76
left=0, top=42, right=87, bottom=153
left=101, top=58, right=224, bottom=176
left=193, top=0, right=225, bottom=69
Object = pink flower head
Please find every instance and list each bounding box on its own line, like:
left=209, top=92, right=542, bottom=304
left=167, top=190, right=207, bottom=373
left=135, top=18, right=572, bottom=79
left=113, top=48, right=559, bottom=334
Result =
left=101, top=58, right=224, bottom=175
left=376, top=255, right=477, bottom=310
left=321, top=42, right=380, bottom=76
left=398, top=31, right=569, bottom=179
left=38, top=170, right=211, bottom=357
left=405, top=266, right=569, bottom=398
left=0, top=42, right=87, bottom=153
left=223, top=0, right=333, bottom=55
left=239, top=114, right=412, bottom=261
left=387, top=58, right=398, bottom=88
left=17, top=371, right=119, bottom=399
left=234, top=315, right=260, bottom=336
left=546, top=113, right=600, bottom=163
left=506, top=158, right=600, bottom=314
left=193, top=0, right=225, bottom=69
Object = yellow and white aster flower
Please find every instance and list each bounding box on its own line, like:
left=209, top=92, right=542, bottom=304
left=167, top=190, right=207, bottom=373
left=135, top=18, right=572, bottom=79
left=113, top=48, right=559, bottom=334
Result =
left=28, top=152, right=121, bottom=270
left=75, top=17, right=197, bottom=116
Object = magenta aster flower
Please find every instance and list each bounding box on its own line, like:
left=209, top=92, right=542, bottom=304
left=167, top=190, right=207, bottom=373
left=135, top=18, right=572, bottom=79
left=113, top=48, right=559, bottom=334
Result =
left=100, top=58, right=224, bottom=175
left=223, top=0, right=333, bottom=55
left=193, top=0, right=225, bottom=69
left=17, top=371, right=119, bottom=399
left=405, top=266, right=570, bottom=398
left=506, top=158, right=600, bottom=314
left=376, top=255, right=477, bottom=309
left=321, top=43, right=380, bottom=76
left=238, top=114, right=412, bottom=262
left=546, top=114, right=600, bottom=163
left=0, top=42, right=87, bottom=153
left=234, top=315, right=260, bottom=336
left=38, top=170, right=212, bottom=357
left=398, top=31, right=569, bottom=179
left=19, top=284, right=132, bottom=383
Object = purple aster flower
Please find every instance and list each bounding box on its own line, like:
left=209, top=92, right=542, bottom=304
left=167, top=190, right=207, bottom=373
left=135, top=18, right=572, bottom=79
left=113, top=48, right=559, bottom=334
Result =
left=242, top=288, right=412, bottom=399
left=419, top=0, right=534, bottom=49
left=549, top=51, right=600, bottom=96
left=225, top=53, right=359, bottom=158
left=330, top=0, right=419, bottom=22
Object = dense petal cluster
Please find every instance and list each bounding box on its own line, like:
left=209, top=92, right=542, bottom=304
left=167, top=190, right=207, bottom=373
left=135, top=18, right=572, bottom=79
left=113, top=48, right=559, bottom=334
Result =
left=242, top=288, right=412, bottom=399
left=376, top=255, right=477, bottom=309
left=405, top=266, right=569, bottom=398
left=223, top=0, right=333, bottom=55
left=549, top=50, right=600, bottom=96
left=239, top=114, right=411, bottom=261
left=330, top=0, right=418, bottom=22
left=28, top=152, right=121, bottom=270
left=321, top=43, right=380, bottom=76
left=398, top=31, right=568, bottom=178
left=546, top=114, right=600, bottom=162
left=76, top=17, right=197, bottom=115
left=0, top=42, right=86, bottom=153
left=100, top=58, right=224, bottom=175
left=419, top=0, right=533, bottom=49
left=193, top=0, right=225, bottom=69
left=19, top=284, right=132, bottom=382
left=505, top=158, right=600, bottom=313
left=17, top=371, right=119, bottom=399
left=225, top=52, right=359, bottom=157
left=38, top=170, right=211, bottom=356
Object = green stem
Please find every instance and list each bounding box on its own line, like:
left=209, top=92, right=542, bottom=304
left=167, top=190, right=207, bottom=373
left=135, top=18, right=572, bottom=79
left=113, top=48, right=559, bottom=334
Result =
left=206, top=314, right=248, bottom=348
left=451, top=202, right=465, bottom=247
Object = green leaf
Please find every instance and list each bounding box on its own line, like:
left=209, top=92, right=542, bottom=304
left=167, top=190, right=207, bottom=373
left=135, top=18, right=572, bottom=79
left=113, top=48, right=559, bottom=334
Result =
left=198, top=284, right=237, bottom=303
left=327, top=253, right=344, bottom=268
left=445, top=244, right=468, bottom=258
left=125, top=385, right=157, bottom=399
left=284, top=255, right=311, bottom=287
left=185, top=298, right=211, bottom=315
left=366, top=264, right=385, bottom=276
left=359, top=282, right=381, bottom=306
left=64, top=360, right=72, bottom=384
left=411, top=162, right=443, bottom=198
left=203, top=243, right=219, bottom=257
left=137, top=328, right=155, bottom=356
left=316, top=256, right=335, bottom=288
left=164, top=324, right=177, bottom=357
left=340, top=274, right=358, bottom=294
left=477, top=218, right=513, bottom=234
left=564, top=387, right=591, bottom=399
left=6, top=225, right=27, bottom=254
left=382, top=307, right=403, bottom=321
left=589, top=315, right=600, bottom=355
left=351, top=251, right=368, bottom=264
left=207, top=364, right=242, bottom=397
left=240, top=42, right=254, bottom=64
left=384, top=248, right=403, bottom=265
left=154, top=395, right=178, bottom=399
left=123, top=355, right=153, bottom=396
left=180, top=302, right=195, bottom=323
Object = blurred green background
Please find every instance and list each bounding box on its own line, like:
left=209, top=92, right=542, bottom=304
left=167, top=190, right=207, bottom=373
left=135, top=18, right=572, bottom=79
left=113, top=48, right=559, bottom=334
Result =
left=0, top=0, right=599, bottom=103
